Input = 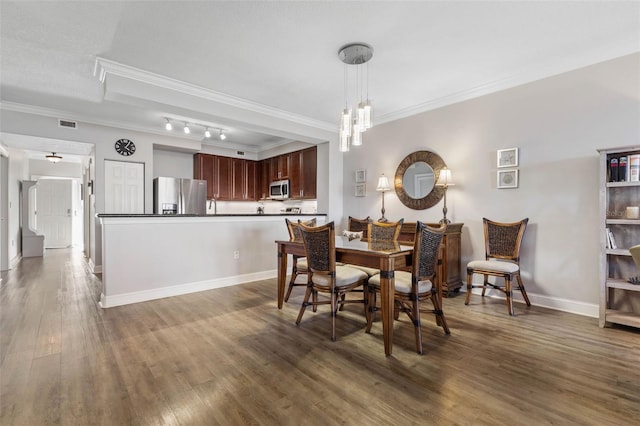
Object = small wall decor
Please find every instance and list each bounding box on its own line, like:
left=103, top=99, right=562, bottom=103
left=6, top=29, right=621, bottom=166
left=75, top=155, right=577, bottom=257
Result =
left=497, top=169, right=518, bottom=189
left=355, top=169, right=367, bottom=183
left=497, top=148, right=518, bottom=168
left=355, top=183, right=366, bottom=197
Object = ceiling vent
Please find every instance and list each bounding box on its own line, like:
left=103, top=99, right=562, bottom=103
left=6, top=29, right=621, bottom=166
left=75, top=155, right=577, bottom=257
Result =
left=58, top=119, right=77, bottom=129
left=236, top=151, right=245, bottom=156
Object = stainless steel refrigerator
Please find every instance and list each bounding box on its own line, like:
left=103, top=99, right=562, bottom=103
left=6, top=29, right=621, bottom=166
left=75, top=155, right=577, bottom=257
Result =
left=153, top=177, right=207, bottom=215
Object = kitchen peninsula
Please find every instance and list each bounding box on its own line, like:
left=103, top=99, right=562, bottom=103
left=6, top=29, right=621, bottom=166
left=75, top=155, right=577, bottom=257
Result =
left=98, top=213, right=325, bottom=308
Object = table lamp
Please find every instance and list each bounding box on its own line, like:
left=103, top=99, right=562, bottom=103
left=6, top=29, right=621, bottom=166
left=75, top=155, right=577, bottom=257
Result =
left=376, top=173, right=392, bottom=223
left=435, top=167, right=455, bottom=224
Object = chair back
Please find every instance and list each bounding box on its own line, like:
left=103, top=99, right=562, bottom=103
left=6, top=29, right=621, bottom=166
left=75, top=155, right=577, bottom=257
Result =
left=368, top=219, right=404, bottom=241
left=285, top=218, right=316, bottom=242
left=484, top=217, right=528, bottom=263
left=413, top=222, right=446, bottom=283
left=348, top=216, right=371, bottom=239
left=299, top=221, right=336, bottom=275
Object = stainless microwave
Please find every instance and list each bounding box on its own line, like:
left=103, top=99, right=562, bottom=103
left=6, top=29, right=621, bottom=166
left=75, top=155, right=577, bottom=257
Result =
left=269, top=179, right=289, bottom=200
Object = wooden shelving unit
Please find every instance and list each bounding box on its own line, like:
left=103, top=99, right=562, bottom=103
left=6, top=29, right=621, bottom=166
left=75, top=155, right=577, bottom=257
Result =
left=598, top=145, right=640, bottom=328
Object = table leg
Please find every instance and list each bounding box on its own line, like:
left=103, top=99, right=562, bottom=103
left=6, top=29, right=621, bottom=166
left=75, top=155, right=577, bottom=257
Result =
left=277, top=245, right=287, bottom=309
left=380, top=258, right=395, bottom=356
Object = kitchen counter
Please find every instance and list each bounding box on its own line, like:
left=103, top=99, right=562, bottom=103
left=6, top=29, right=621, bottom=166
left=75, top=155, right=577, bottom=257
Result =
left=98, top=213, right=326, bottom=308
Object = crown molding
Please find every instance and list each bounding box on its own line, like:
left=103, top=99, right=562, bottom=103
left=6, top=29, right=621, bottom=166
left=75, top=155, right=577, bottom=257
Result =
left=377, top=46, right=640, bottom=125
left=94, top=57, right=336, bottom=133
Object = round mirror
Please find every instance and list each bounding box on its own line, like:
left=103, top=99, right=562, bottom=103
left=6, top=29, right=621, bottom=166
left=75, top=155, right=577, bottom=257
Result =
left=394, top=150, right=446, bottom=210
left=402, top=161, right=435, bottom=199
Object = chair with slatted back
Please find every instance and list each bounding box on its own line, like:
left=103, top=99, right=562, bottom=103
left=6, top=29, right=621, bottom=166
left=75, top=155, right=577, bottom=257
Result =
left=465, top=218, right=530, bottom=316
left=284, top=218, right=316, bottom=302
left=348, top=216, right=372, bottom=239
left=366, top=221, right=449, bottom=354
left=295, top=221, right=368, bottom=341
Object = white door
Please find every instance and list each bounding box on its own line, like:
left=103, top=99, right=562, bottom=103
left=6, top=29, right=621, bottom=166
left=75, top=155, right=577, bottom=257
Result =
left=105, top=160, right=144, bottom=213
left=36, top=179, right=73, bottom=248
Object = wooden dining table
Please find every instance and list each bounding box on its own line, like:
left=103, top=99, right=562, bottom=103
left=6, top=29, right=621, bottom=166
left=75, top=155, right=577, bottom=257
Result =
left=276, top=237, right=413, bottom=356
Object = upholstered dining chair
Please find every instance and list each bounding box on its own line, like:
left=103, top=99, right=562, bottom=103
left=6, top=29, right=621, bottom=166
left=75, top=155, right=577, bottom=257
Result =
left=347, top=219, right=404, bottom=279
left=348, top=216, right=372, bottom=239
left=284, top=218, right=316, bottom=302
left=366, top=222, right=449, bottom=354
left=296, top=221, right=368, bottom=341
left=465, top=217, right=530, bottom=316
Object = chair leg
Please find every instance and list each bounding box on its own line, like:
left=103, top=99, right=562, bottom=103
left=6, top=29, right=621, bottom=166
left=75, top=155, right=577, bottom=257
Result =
left=284, top=273, right=297, bottom=302
left=431, top=292, right=450, bottom=335
left=505, top=277, right=514, bottom=316
left=296, top=283, right=314, bottom=325
left=330, top=290, right=338, bottom=341
left=365, top=290, right=376, bottom=333
left=465, top=272, right=473, bottom=305
left=412, top=298, right=423, bottom=354
left=516, top=274, right=531, bottom=306
left=312, top=289, right=318, bottom=312
left=481, top=274, right=488, bottom=297
left=339, top=293, right=346, bottom=311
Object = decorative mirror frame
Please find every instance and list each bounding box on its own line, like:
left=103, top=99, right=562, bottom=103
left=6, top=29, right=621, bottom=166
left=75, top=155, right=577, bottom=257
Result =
left=394, top=150, right=446, bottom=210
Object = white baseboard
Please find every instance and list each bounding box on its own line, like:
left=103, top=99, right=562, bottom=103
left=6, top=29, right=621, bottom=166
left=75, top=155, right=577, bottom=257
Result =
left=99, top=269, right=278, bottom=308
left=88, top=258, right=102, bottom=274
left=466, top=288, right=598, bottom=318
left=10, top=254, right=21, bottom=269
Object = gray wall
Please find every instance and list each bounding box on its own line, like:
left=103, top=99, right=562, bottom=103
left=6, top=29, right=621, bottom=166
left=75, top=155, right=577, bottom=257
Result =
left=342, top=53, right=640, bottom=314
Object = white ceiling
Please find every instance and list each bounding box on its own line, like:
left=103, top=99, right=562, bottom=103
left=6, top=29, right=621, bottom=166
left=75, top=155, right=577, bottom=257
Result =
left=1, top=1, right=639, bottom=157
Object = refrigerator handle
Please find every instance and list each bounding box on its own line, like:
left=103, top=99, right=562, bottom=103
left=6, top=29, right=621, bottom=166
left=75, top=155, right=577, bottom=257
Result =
left=178, top=186, right=183, bottom=214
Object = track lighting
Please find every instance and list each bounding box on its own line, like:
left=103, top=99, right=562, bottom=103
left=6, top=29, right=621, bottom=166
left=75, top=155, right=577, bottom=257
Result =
left=46, top=152, right=62, bottom=163
left=162, top=118, right=227, bottom=140
left=219, top=129, right=227, bottom=140
left=164, top=118, right=172, bottom=131
left=183, top=122, right=190, bottom=134
left=204, top=128, right=211, bottom=138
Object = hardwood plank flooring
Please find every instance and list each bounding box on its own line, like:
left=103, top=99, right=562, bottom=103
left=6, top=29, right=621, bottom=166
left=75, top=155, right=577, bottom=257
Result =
left=1, top=248, right=639, bottom=425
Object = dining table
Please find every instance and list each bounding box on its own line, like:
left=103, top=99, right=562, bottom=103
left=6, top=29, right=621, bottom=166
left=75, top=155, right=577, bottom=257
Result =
left=276, top=236, right=414, bottom=356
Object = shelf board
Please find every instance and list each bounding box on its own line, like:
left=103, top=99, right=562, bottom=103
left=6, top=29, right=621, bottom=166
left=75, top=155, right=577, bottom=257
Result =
left=606, top=248, right=631, bottom=256
left=606, top=181, right=640, bottom=188
left=606, top=219, right=640, bottom=225
left=606, top=278, right=640, bottom=291
left=605, top=309, right=640, bottom=328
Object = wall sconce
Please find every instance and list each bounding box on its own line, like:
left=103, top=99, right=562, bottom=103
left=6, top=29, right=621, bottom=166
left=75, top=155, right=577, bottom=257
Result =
left=375, top=173, right=391, bottom=222
left=435, top=167, right=455, bottom=224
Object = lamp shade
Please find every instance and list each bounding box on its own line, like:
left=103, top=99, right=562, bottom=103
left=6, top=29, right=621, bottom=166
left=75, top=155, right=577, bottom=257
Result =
left=436, top=168, right=455, bottom=187
left=376, top=174, right=391, bottom=191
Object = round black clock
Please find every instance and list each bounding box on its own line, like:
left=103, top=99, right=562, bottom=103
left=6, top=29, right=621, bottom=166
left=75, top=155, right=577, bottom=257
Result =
left=115, top=139, right=136, bottom=156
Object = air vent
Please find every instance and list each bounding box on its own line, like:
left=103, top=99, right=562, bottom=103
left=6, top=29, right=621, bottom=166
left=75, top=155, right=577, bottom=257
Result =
left=236, top=151, right=245, bottom=156
left=58, top=119, right=77, bottom=129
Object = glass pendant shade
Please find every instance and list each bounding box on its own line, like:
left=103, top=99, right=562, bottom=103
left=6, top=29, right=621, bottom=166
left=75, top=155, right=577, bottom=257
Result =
left=363, top=102, right=372, bottom=129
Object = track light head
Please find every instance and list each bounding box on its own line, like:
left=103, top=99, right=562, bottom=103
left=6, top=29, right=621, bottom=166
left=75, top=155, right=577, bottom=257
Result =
left=204, top=128, right=211, bottom=138
left=183, top=122, right=190, bottom=134
left=164, top=118, right=172, bottom=131
left=219, top=129, right=226, bottom=140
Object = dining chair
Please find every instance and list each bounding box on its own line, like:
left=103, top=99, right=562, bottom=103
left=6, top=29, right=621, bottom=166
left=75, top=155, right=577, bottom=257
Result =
left=346, top=219, right=405, bottom=279
left=296, top=221, right=368, bottom=341
left=284, top=218, right=316, bottom=302
left=465, top=217, right=530, bottom=316
left=348, top=216, right=372, bottom=239
left=366, top=221, right=449, bottom=354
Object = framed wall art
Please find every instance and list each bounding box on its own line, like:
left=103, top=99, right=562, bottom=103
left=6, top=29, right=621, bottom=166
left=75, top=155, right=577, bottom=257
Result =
left=497, top=169, right=519, bottom=189
left=497, top=148, right=518, bottom=168
left=355, top=169, right=367, bottom=183
left=354, top=183, right=366, bottom=197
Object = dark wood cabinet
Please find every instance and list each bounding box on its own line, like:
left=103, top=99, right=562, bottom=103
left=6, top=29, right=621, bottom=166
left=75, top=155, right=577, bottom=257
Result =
left=194, top=154, right=257, bottom=201
left=285, top=146, right=317, bottom=200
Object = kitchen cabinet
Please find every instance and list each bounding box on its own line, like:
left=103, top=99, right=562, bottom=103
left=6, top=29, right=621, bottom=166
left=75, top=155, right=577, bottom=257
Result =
left=194, top=154, right=257, bottom=201
left=288, top=146, right=317, bottom=199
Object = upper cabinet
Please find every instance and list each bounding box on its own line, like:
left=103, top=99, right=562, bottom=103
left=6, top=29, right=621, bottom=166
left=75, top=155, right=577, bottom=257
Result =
left=194, top=145, right=317, bottom=202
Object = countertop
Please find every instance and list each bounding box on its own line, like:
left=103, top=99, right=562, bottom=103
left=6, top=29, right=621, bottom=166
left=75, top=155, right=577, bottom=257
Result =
left=97, top=213, right=326, bottom=218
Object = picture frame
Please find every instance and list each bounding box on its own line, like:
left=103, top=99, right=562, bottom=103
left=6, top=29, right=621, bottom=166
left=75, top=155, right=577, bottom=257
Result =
left=497, top=148, right=518, bottom=168
left=355, top=169, right=367, bottom=183
left=354, top=183, right=366, bottom=197
left=497, top=169, right=519, bottom=189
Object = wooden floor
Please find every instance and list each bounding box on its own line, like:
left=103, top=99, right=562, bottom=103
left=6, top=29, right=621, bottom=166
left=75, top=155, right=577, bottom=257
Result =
left=1, top=249, right=639, bottom=425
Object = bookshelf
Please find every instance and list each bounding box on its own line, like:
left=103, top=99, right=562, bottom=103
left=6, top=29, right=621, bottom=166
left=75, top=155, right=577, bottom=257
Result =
left=598, top=145, right=640, bottom=328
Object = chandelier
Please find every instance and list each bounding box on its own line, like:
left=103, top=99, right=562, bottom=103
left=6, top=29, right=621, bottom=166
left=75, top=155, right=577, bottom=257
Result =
left=338, top=43, right=373, bottom=152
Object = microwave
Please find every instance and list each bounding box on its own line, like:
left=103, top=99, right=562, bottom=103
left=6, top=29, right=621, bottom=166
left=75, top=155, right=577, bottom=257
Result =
left=269, top=179, right=289, bottom=200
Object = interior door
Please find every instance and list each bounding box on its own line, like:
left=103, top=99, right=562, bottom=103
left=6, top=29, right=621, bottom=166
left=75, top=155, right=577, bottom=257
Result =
left=104, top=160, right=144, bottom=213
left=36, top=179, right=72, bottom=248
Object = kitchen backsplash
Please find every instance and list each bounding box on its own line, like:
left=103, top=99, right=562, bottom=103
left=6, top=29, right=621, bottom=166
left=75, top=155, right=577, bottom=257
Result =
left=207, top=199, right=318, bottom=215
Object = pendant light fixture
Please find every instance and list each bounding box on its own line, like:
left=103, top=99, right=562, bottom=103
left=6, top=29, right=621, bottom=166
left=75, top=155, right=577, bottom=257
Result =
left=338, top=43, right=373, bottom=152
left=46, top=152, right=62, bottom=163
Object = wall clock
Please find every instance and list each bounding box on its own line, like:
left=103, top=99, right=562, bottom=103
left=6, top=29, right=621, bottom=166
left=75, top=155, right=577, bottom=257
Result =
left=115, top=139, right=136, bottom=156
